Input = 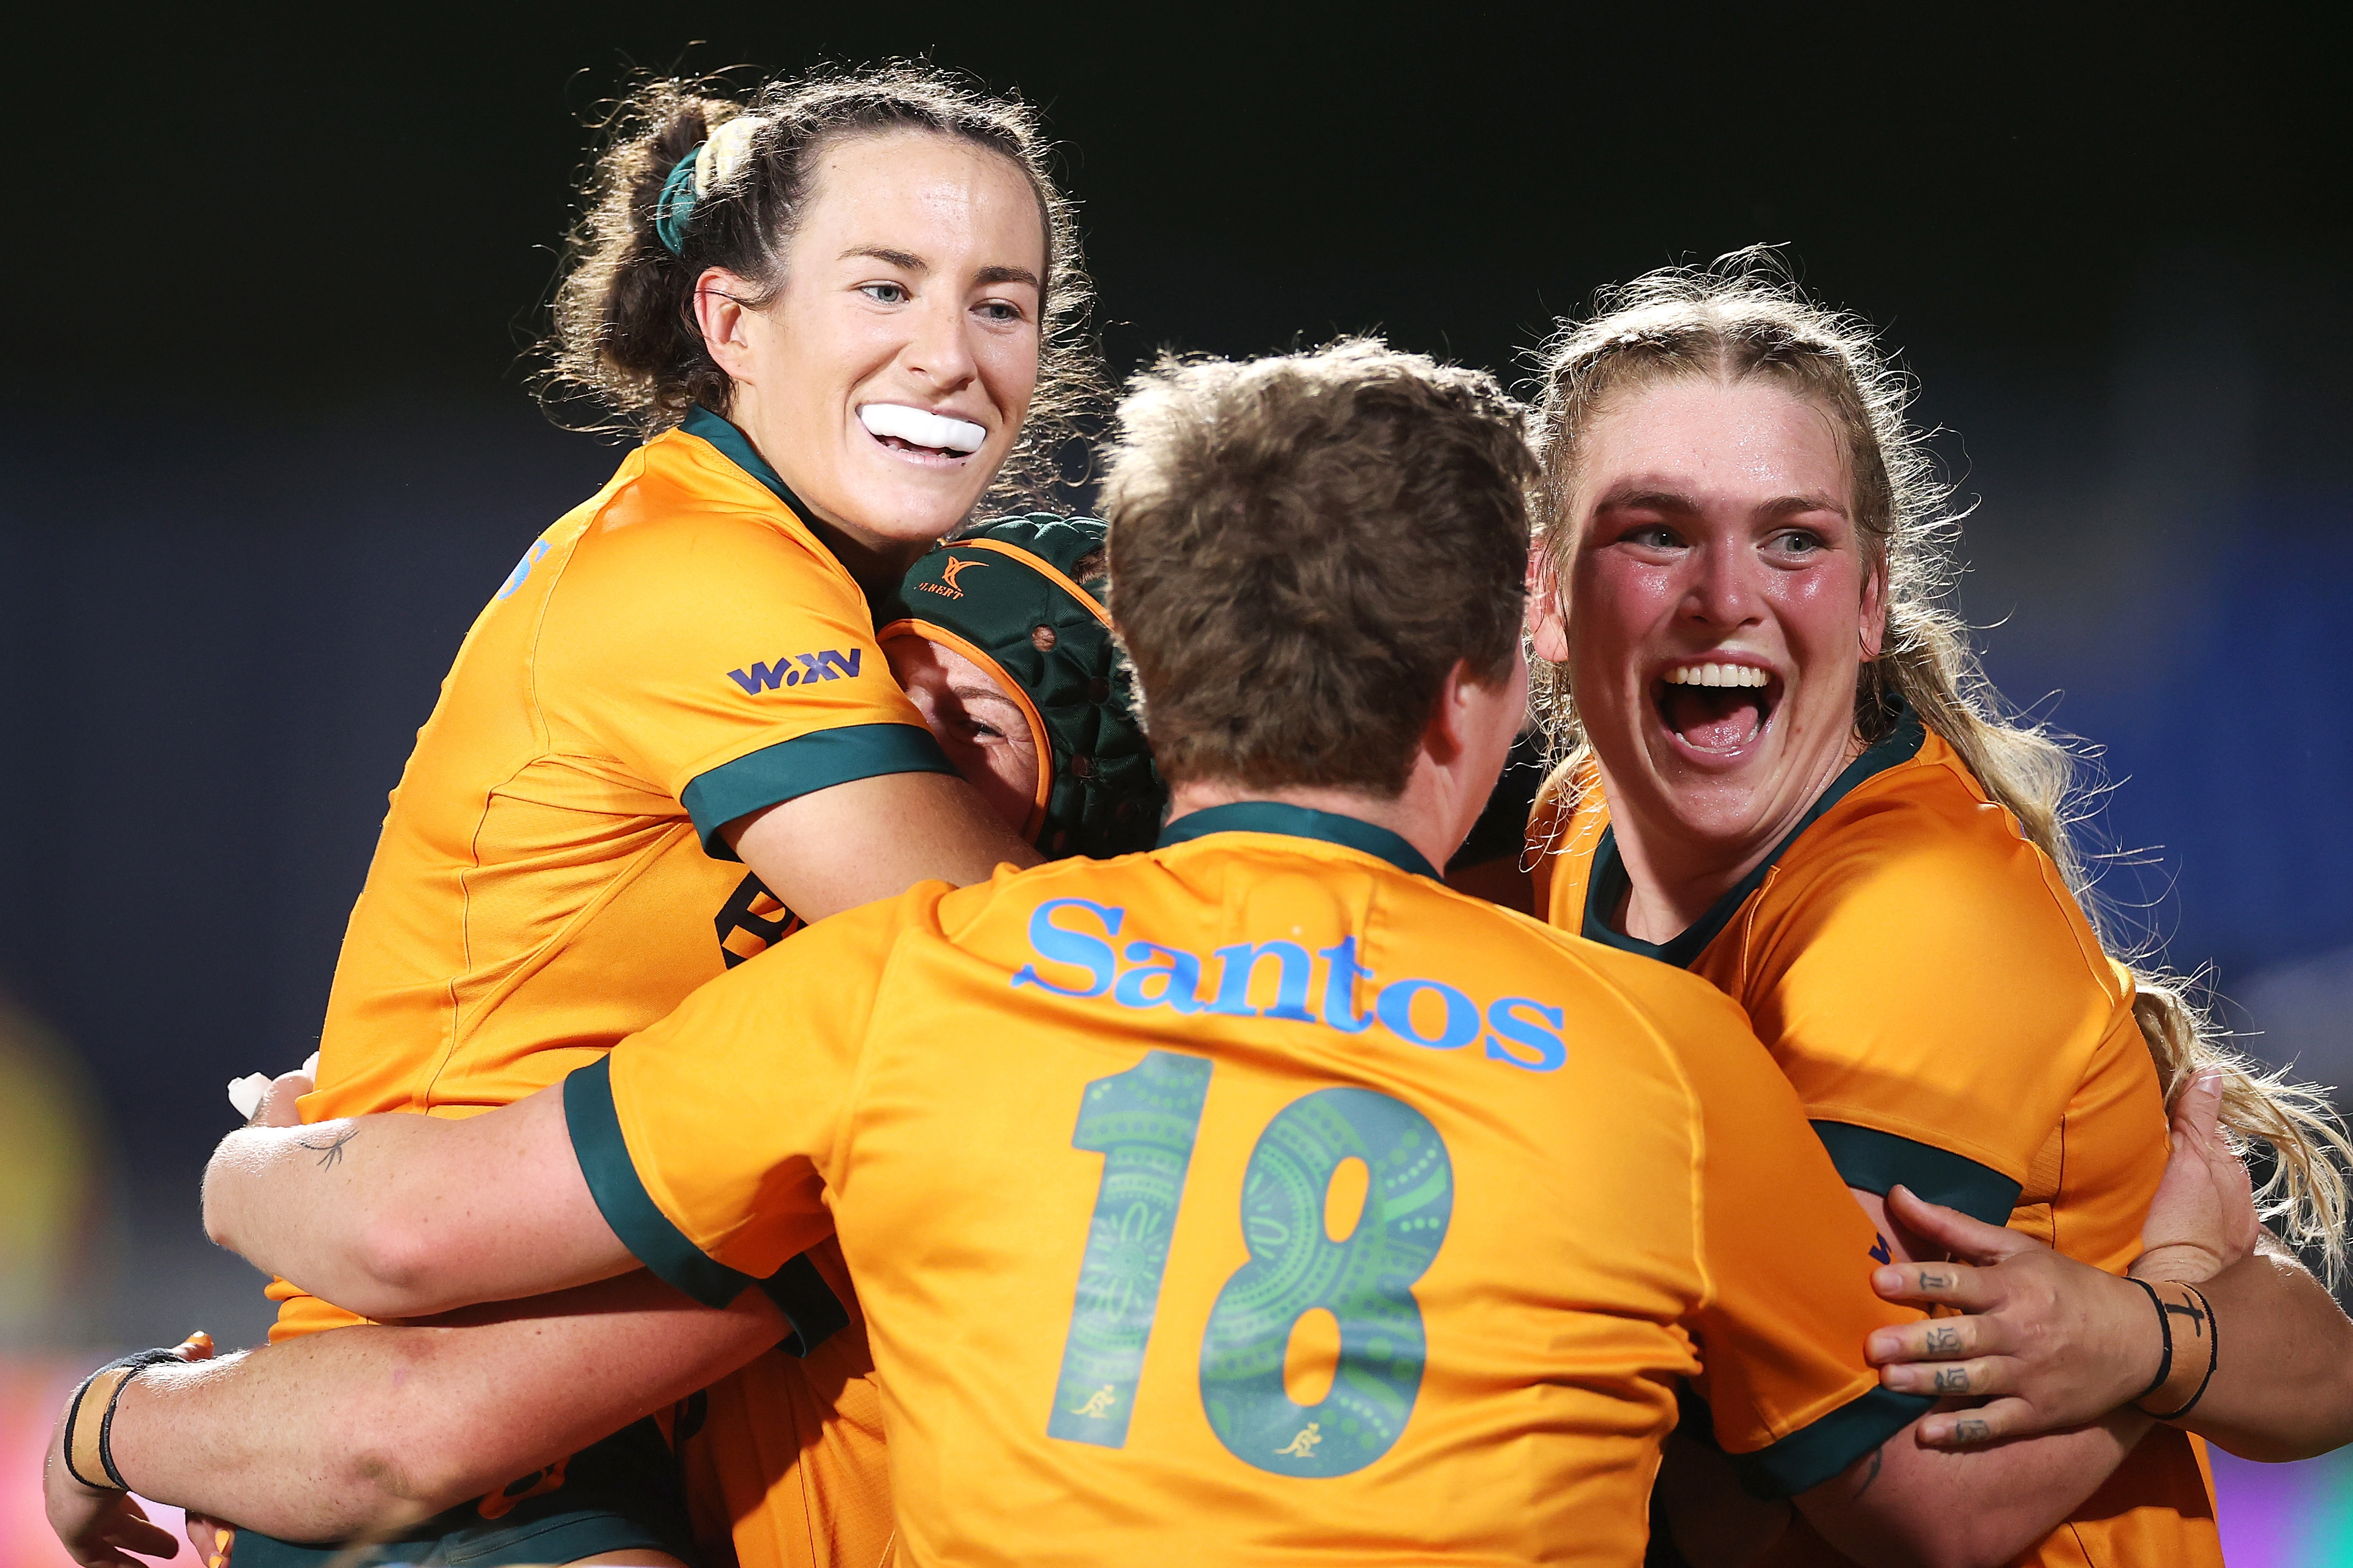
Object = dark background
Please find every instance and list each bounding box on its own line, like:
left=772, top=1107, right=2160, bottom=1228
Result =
left=3, top=4, right=2350, bottom=1347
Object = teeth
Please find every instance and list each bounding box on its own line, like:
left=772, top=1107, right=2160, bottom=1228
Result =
left=1665, top=663, right=1769, bottom=688
left=858, top=403, right=987, bottom=454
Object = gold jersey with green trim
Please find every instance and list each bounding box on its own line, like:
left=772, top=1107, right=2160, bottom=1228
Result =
left=263, top=408, right=943, bottom=1568
left=1529, top=706, right=2222, bottom=1567
left=569, top=804, right=1935, bottom=1566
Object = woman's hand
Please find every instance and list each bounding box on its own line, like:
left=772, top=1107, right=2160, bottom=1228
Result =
left=1861, top=1188, right=2184, bottom=1445
left=2134, top=1069, right=2259, bottom=1285
left=46, top=1333, right=217, bottom=1566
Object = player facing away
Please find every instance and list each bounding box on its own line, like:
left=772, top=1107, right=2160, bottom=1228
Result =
left=202, top=340, right=2151, bottom=1565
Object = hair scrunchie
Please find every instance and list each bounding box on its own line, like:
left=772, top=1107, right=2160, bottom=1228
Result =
left=653, top=114, right=767, bottom=257
left=653, top=144, right=704, bottom=256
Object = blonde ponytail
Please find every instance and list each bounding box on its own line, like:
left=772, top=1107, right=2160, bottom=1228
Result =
left=1531, top=250, right=2350, bottom=1282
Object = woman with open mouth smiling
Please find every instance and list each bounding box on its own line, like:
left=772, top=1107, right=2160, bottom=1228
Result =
left=1522, top=256, right=2353, bottom=1567
left=47, top=65, right=1101, bottom=1568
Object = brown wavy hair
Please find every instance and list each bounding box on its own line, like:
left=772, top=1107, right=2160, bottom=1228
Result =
left=1104, top=338, right=1533, bottom=795
left=542, top=63, right=1101, bottom=499
left=1529, top=249, right=2350, bottom=1279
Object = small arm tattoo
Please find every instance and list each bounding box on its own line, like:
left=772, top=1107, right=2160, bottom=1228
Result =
left=1851, top=1444, right=1885, bottom=1498
left=1925, top=1324, right=1962, bottom=1353
left=296, top=1126, right=359, bottom=1171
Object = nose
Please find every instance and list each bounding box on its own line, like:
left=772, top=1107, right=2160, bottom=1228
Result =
left=902, top=290, right=978, bottom=394
left=1679, top=538, right=1763, bottom=632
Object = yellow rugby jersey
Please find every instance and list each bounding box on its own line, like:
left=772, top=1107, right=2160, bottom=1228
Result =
left=569, top=804, right=1938, bottom=1566
left=1529, top=706, right=2221, bottom=1568
left=273, top=407, right=936, bottom=1568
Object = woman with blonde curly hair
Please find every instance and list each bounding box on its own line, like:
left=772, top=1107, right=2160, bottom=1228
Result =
left=1518, top=253, right=2353, bottom=1566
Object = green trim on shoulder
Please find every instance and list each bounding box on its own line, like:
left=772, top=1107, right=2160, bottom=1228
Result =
left=1157, top=801, right=1440, bottom=880
left=1810, top=1121, right=2023, bottom=1225
left=756, top=1254, right=850, bottom=1354
left=1726, top=1385, right=1937, bottom=1499
left=683, top=723, right=956, bottom=860
left=680, top=406, right=820, bottom=522
left=566, top=1057, right=760, bottom=1310
left=1582, top=702, right=1928, bottom=966
left=563, top=1059, right=846, bottom=1355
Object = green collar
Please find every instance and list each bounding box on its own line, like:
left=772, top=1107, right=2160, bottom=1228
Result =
left=681, top=407, right=818, bottom=524
left=1158, top=801, right=1440, bottom=881
left=1584, top=704, right=1927, bottom=968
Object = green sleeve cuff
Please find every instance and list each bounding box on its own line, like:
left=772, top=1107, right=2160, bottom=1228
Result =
left=564, top=1058, right=846, bottom=1356
left=1810, top=1121, right=2023, bottom=1226
left=1727, top=1385, right=1937, bottom=1499
left=683, top=723, right=956, bottom=860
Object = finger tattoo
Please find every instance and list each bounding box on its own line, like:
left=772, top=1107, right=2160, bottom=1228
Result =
left=1955, top=1418, right=1991, bottom=1443
left=1934, top=1366, right=1973, bottom=1392
left=1925, top=1325, right=1962, bottom=1353
left=1919, top=1270, right=1954, bottom=1289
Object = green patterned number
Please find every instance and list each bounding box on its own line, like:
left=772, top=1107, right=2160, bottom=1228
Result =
left=1047, top=1050, right=1212, bottom=1447
left=1198, top=1088, right=1453, bottom=1477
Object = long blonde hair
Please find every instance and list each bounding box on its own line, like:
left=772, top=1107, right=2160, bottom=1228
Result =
left=1528, top=251, right=2350, bottom=1278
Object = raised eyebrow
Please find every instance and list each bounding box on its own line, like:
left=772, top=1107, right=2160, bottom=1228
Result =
left=1594, top=487, right=1700, bottom=515
left=1760, top=493, right=1850, bottom=521
left=843, top=246, right=927, bottom=271
left=973, top=264, right=1042, bottom=290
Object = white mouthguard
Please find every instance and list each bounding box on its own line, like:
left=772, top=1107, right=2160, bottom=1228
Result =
left=859, top=403, right=987, bottom=454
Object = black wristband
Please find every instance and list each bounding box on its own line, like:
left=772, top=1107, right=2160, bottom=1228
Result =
left=2145, top=1284, right=2220, bottom=1422
left=2126, top=1276, right=2175, bottom=1406
left=61, top=1348, right=184, bottom=1491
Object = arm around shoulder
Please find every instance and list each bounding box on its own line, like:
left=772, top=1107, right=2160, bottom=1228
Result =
left=202, top=1085, right=635, bottom=1319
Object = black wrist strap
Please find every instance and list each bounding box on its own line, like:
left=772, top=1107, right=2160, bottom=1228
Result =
left=2145, top=1284, right=2220, bottom=1422
left=2126, top=1276, right=2175, bottom=1406
left=61, top=1348, right=183, bottom=1491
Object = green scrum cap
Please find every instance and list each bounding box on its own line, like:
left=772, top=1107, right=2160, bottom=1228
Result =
left=874, top=514, right=1164, bottom=859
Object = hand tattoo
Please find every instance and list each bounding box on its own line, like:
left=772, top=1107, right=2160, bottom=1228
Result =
left=296, top=1126, right=358, bottom=1171
left=1954, top=1418, right=1991, bottom=1444
left=1925, top=1324, right=1962, bottom=1354
left=1918, top=1270, right=1953, bottom=1290
left=1934, top=1366, right=1973, bottom=1392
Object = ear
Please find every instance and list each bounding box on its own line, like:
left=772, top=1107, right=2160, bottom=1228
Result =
left=1526, top=546, right=1570, bottom=665
left=692, top=268, right=761, bottom=383
left=1859, top=557, right=1890, bottom=661
left=1422, top=660, right=1475, bottom=767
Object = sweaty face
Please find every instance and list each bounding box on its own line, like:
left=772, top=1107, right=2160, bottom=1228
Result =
left=885, top=635, right=1042, bottom=837
left=733, top=130, right=1046, bottom=555
left=1532, top=377, right=1885, bottom=882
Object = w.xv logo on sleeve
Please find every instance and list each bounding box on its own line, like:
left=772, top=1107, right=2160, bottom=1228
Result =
left=726, top=648, right=864, bottom=693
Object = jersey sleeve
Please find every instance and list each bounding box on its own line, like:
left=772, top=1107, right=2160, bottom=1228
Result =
left=538, top=504, right=954, bottom=856
left=1743, top=794, right=2121, bottom=1221
left=1657, top=976, right=1935, bottom=1498
left=564, top=885, right=942, bottom=1309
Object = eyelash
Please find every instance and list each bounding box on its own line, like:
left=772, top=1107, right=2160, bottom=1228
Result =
left=856, top=283, right=1029, bottom=325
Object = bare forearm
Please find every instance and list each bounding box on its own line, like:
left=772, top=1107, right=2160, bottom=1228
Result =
left=204, top=1115, right=434, bottom=1310
left=105, top=1275, right=783, bottom=1540
left=1799, top=1412, right=2146, bottom=1568
left=2148, top=1238, right=2353, bottom=1460
left=203, top=1089, right=631, bottom=1317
